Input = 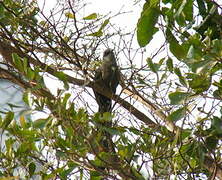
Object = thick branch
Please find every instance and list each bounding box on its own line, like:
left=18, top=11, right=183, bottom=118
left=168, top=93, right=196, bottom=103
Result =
left=0, top=40, right=155, bottom=126
left=0, top=67, right=54, bottom=100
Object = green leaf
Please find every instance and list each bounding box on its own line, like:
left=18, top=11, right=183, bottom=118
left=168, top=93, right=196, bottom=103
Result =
left=181, top=129, right=192, bottom=140
left=211, top=39, right=222, bottom=56
left=166, top=29, right=186, bottom=60
left=187, top=73, right=211, bottom=94
left=0, top=4, right=4, bottom=19
left=1, top=111, right=14, bottom=129
left=28, top=162, right=36, bottom=177
left=211, top=61, right=222, bottom=75
left=196, top=144, right=206, bottom=164
left=183, top=0, right=193, bottom=21
left=167, top=107, right=186, bottom=122
left=33, top=118, right=49, bottom=129
left=83, top=13, right=97, bottom=20
left=197, top=0, right=207, bottom=16
left=23, top=90, right=32, bottom=106
left=166, top=58, right=173, bottom=72
left=104, top=127, right=121, bottom=136
left=56, top=150, right=67, bottom=158
left=90, top=171, right=102, bottom=179
left=99, top=19, right=109, bottom=31
left=174, top=0, right=187, bottom=19
left=168, top=91, right=191, bottom=105
left=147, top=58, right=159, bottom=73
left=54, top=71, right=69, bottom=89
left=175, top=0, right=193, bottom=22
left=26, top=68, right=35, bottom=80
left=87, top=30, right=103, bottom=37
left=65, top=12, right=75, bottom=19
left=60, top=166, right=76, bottom=179
left=91, top=155, right=106, bottom=167
left=137, top=2, right=160, bottom=47
left=211, top=116, right=222, bottom=136
left=17, top=142, right=30, bottom=154
left=186, top=43, right=203, bottom=62
left=87, top=19, right=109, bottom=37
left=5, top=138, right=15, bottom=157
left=54, top=71, right=67, bottom=81
left=12, top=53, right=24, bottom=72
left=62, top=93, right=71, bottom=107
left=213, top=89, right=222, bottom=99
left=23, top=57, right=28, bottom=74
left=205, top=135, right=218, bottom=150
left=174, top=67, right=187, bottom=87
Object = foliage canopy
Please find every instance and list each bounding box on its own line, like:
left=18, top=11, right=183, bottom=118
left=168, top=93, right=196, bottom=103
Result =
left=0, top=0, right=222, bottom=179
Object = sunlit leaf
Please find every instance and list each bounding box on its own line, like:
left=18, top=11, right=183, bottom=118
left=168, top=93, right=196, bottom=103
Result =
left=65, top=12, right=75, bottom=19
left=26, top=68, right=35, bottom=80
left=62, top=93, right=71, bottom=107
left=19, top=116, right=26, bottom=127
left=12, top=53, right=24, bottom=72
left=87, top=30, right=103, bottom=37
left=23, top=90, right=32, bottom=106
left=99, top=19, right=109, bottom=31
left=137, top=1, right=159, bottom=47
left=83, top=13, right=97, bottom=20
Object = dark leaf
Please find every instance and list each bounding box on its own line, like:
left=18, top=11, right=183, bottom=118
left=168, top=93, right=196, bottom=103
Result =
left=167, top=107, right=186, bottom=122
left=28, top=162, right=36, bottom=177
left=1, top=111, right=14, bottom=129
left=205, top=135, right=218, bottom=150
left=166, top=58, right=173, bottom=72
left=174, top=67, right=187, bottom=87
left=187, top=73, right=211, bottom=93
left=166, top=29, right=186, bottom=59
left=168, top=91, right=191, bottom=105
left=197, top=0, right=207, bottom=16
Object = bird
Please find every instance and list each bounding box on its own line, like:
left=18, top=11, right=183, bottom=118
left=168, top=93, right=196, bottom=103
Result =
left=93, top=49, right=119, bottom=154
left=93, top=48, right=119, bottom=114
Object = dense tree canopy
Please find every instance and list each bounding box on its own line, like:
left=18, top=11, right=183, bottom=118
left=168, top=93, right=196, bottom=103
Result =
left=0, top=0, right=222, bottom=179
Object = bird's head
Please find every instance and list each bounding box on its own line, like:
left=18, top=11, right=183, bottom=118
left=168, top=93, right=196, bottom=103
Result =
left=103, top=48, right=115, bottom=62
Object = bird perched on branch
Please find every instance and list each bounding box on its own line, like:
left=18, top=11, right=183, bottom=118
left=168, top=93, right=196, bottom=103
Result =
left=93, top=48, right=119, bottom=114
left=93, top=48, right=119, bottom=156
